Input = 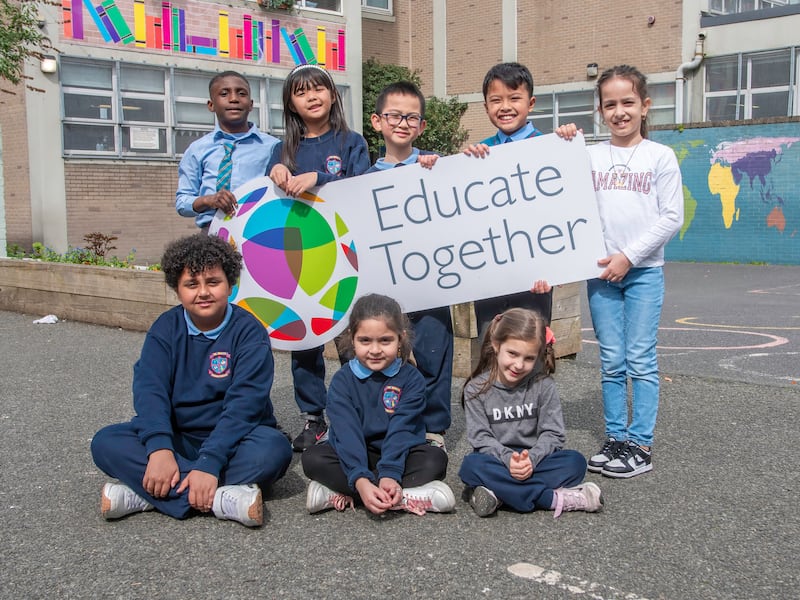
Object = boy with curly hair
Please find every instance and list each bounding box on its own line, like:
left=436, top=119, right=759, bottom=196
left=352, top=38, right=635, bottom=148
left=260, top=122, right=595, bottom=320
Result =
left=91, top=234, right=292, bottom=527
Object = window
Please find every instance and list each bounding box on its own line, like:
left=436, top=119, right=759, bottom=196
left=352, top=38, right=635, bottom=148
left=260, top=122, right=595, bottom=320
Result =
left=529, top=82, right=676, bottom=139
left=119, top=65, right=167, bottom=155
left=529, top=91, right=594, bottom=136
left=708, top=0, right=800, bottom=14
left=61, top=58, right=350, bottom=158
left=298, top=0, right=341, bottom=11
left=704, top=49, right=795, bottom=121
left=647, top=83, right=677, bottom=126
left=362, top=0, right=391, bottom=11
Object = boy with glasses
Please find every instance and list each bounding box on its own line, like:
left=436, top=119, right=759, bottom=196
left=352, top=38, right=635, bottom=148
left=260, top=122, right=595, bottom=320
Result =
left=365, top=81, right=452, bottom=452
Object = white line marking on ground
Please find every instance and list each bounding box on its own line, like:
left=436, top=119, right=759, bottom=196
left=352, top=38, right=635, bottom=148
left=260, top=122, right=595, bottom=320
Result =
left=718, top=351, right=800, bottom=383
left=749, top=283, right=800, bottom=296
left=581, top=327, right=788, bottom=351
left=676, top=316, right=800, bottom=330
left=507, top=562, right=649, bottom=599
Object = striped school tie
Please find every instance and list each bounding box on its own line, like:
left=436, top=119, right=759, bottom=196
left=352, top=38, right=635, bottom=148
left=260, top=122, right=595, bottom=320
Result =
left=216, top=141, right=235, bottom=191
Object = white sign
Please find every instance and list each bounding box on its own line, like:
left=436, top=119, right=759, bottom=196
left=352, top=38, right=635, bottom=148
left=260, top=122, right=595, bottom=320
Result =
left=210, top=133, right=605, bottom=350
left=129, top=126, right=160, bottom=150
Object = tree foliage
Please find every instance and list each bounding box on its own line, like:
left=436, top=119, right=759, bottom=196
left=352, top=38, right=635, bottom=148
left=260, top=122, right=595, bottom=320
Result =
left=362, top=57, right=469, bottom=161
left=0, top=0, right=50, bottom=86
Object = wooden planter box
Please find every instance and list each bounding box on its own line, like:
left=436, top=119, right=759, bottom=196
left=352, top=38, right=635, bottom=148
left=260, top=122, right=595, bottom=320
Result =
left=0, top=258, right=177, bottom=331
left=0, top=258, right=581, bottom=376
left=449, top=283, right=583, bottom=376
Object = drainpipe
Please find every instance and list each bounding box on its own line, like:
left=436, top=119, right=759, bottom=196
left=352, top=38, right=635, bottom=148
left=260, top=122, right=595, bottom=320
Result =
left=675, top=33, right=706, bottom=124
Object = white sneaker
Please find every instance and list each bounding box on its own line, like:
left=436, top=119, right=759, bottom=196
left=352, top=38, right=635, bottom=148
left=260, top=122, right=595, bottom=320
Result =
left=469, top=485, right=501, bottom=517
left=306, top=481, right=355, bottom=513
left=395, top=481, right=456, bottom=515
left=101, top=482, right=153, bottom=520
left=552, top=482, right=604, bottom=518
left=212, top=484, right=263, bottom=527
left=425, top=432, right=447, bottom=452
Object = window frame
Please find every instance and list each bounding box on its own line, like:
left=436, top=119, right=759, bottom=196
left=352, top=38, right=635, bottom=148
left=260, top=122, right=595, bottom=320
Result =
left=361, top=0, right=392, bottom=14
left=708, top=0, right=799, bottom=15
left=703, top=48, right=796, bottom=121
left=59, top=58, right=351, bottom=159
left=529, top=81, right=676, bottom=141
left=297, top=0, right=342, bottom=13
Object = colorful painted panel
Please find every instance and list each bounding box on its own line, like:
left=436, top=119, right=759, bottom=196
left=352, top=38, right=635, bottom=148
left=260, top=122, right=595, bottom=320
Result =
left=60, top=0, right=346, bottom=71
left=653, top=122, right=800, bottom=265
left=210, top=178, right=359, bottom=350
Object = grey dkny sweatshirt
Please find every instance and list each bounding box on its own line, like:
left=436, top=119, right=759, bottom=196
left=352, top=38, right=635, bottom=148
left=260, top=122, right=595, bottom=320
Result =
left=464, top=372, right=566, bottom=469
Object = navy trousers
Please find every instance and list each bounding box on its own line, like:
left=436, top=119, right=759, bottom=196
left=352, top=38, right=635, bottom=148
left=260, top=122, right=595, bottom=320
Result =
left=291, top=346, right=328, bottom=416
left=408, top=306, right=454, bottom=433
left=459, top=449, right=586, bottom=512
left=302, top=442, right=448, bottom=496
left=91, top=422, right=292, bottom=519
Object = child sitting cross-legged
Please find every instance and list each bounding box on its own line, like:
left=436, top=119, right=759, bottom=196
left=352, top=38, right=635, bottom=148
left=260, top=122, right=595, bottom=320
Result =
left=301, top=293, right=455, bottom=516
left=459, top=308, right=604, bottom=518
left=91, top=234, right=292, bottom=527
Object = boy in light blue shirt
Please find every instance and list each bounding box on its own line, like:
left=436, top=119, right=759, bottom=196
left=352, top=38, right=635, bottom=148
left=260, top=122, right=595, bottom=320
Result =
left=176, top=71, right=278, bottom=232
left=464, top=62, right=552, bottom=340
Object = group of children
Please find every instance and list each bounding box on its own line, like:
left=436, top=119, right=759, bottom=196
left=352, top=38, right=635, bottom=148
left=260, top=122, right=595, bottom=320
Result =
left=92, top=59, right=682, bottom=526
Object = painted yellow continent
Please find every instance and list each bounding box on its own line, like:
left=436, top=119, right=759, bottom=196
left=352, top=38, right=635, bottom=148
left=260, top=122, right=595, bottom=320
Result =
left=707, top=163, right=740, bottom=229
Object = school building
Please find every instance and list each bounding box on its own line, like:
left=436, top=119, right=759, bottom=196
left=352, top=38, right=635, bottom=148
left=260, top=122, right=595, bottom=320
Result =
left=1, top=0, right=799, bottom=264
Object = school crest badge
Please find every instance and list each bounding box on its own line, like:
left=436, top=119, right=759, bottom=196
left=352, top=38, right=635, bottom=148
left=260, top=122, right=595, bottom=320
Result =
left=382, top=385, right=401, bottom=414
left=208, top=351, right=231, bottom=378
left=325, top=155, right=343, bottom=175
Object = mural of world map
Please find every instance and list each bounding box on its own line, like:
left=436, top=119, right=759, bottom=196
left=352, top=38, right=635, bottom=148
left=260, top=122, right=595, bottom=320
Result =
left=652, top=123, right=800, bottom=265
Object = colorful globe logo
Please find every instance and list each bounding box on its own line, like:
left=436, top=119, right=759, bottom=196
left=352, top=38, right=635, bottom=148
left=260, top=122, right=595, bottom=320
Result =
left=211, top=177, right=359, bottom=350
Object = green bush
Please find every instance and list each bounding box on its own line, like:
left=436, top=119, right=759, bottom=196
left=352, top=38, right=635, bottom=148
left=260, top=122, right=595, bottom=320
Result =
left=362, top=58, right=469, bottom=161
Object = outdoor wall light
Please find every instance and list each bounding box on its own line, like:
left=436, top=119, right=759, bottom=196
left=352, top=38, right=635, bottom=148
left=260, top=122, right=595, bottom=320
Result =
left=40, top=55, right=57, bottom=74
left=586, top=63, right=599, bottom=78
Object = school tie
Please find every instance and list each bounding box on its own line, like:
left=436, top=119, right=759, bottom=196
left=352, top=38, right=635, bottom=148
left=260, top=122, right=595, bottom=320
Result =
left=216, top=141, right=235, bottom=191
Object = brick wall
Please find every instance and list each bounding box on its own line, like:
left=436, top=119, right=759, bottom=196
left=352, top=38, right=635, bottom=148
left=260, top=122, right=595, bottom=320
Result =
left=362, top=17, right=406, bottom=66
left=517, top=0, right=683, bottom=86
left=363, top=1, right=686, bottom=147
left=363, top=0, right=438, bottom=91
left=445, top=0, right=503, bottom=97
left=0, top=81, right=33, bottom=249
left=461, top=102, right=494, bottom=145
left=64, top=162, right=197, bottom=264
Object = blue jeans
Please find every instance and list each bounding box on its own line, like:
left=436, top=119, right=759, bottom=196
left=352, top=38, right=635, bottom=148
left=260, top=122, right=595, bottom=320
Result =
left=587, top=267, right=664, bottom=447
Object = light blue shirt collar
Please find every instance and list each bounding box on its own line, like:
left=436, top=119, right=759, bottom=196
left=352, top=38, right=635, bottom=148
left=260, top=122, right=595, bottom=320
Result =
left=184, top=304, right=233, bottom=339
left=371, top=148, right=421, bottom=171
left=212, top=122, right=259, bottom=142
left=495, top=122, right=536, bottom=144
left=349, top=357, right=402, bottom=379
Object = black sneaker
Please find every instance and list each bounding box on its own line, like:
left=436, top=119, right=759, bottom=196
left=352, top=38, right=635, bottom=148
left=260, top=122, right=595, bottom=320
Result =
left=587, top=438, right=624, bottom=473
left=601, top=441, right=653, bottom=478
left=292, top=418, right=327, bottom=452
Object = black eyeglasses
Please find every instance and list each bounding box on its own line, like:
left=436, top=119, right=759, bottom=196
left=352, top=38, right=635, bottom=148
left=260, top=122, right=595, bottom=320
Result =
left=380, top=112, right=423, bottom=127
